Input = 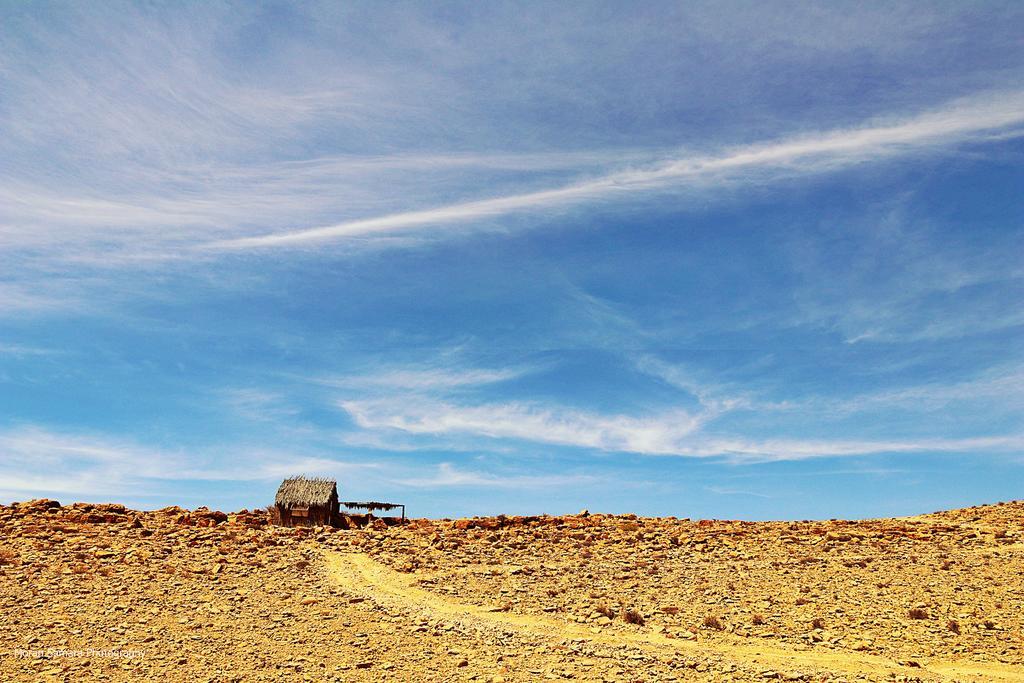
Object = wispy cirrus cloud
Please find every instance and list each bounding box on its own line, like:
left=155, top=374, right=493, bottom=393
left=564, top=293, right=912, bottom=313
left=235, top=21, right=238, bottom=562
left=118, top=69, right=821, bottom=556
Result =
left=0, top=281, right=79, bottom=315
left=392, top=462, right=598, bottom=489
left=219, top=388, right=300, bottom=423
left=338, top=394, right=1024, bottom=463
left=697, top=435, right=1024, bottom=463
left=0, top=151, right=648, bottom=251
left=341, top=398, right=711, bottom=455
left=212, top=91, right=1024, bottom=249
left=632, top=355, right=755, bottom=412
left=815, top=366, right=1024, bottom=416
left=0, top=425, right=372, bottom=502
left=306, top=365, right=531, bottom=392
left=0, top=423, right=593, bottom=505
left=635, top=355, right=1024, bottom=416
left=705, top=485, right=772, bottom=499
left=0, top=343, right=61, bottom=357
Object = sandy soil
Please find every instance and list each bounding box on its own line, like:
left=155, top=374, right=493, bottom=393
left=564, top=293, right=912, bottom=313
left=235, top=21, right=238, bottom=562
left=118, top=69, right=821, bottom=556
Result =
left=0, top=499, right=1021, bottom=682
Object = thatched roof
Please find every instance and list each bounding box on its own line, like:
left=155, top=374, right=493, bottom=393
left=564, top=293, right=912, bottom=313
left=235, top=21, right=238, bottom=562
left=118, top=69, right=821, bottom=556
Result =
left=275, top=476, right=337, bottom=507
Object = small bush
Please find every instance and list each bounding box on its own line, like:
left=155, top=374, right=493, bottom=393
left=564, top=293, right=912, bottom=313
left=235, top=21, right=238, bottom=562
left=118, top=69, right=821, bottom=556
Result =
left=795, top=597, right=810, bottom=606
left=596, top=604, right=615, bottom=619
left=908, top=608, right=929, bottom=620
left=947, top=619, right=960, bottom=634
left=265, top=505, right=281, bottom=525
left=620, top=607, right=645, bottom=625
left=0, top=547, right=17, bottom=565
left=703, top=615, right=724, bottom=631
left=751, top=613, right=765, bottom=626
left=811, top=617, right=826, bottom=630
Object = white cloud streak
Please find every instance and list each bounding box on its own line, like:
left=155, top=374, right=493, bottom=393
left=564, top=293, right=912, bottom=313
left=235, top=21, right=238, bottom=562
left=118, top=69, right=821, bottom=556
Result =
left=339, top=397, right=708, bottom=456
left=342, top=399, right=710, bottom=455
left=307, top=366, right=529, bottom=392
left=0, top=426, right=371, bottom=503
left=632, top=355, right=754, bottom=412
left=705, top=485, right=772, bottom=499
left=0, top=343, right=60, bottom=357
left=633, top=355, right=1024, bottom=418
left=211, top=91, right=1024, bottom=249
left=339, top=396, right=1024, bottom=462
left=698, top=435, right=1024, bottom=463
left=392, top=462, right=597, bottom=489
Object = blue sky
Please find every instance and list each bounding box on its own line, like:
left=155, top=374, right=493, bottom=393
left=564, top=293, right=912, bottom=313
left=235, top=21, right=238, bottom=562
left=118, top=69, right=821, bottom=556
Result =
left=1, top=1, right=1022, bottom=519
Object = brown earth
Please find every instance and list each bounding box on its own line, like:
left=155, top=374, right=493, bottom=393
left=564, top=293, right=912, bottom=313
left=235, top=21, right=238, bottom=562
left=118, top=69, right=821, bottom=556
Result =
left=0, top=499, right=1022, bottom=682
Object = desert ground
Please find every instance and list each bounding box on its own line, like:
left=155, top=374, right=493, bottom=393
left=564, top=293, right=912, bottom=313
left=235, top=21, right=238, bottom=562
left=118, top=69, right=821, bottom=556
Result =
left=1, top=499, right=1022, bottom=682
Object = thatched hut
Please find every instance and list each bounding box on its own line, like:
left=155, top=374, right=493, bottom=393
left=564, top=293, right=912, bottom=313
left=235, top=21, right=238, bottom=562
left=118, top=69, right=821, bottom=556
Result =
left=274, top=476, right=339, bottom=527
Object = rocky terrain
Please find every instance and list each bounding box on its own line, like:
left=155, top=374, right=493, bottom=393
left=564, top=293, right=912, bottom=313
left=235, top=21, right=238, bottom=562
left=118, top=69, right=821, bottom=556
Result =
left=1, top=499, right=1021, bottom=682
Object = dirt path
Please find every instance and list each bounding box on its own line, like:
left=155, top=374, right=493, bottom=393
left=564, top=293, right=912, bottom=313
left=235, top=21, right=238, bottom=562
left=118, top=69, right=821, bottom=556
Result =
left=323, top=550, right=1022, bottom=682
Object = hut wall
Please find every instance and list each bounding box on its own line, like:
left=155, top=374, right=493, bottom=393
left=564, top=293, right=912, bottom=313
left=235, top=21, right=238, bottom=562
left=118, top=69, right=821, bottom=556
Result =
left=277, top=503, right=333, bottom=527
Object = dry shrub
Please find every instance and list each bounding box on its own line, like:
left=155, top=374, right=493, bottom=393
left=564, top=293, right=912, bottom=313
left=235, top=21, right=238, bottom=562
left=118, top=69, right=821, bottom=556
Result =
left=795, top=597, right=810, bottom=606
left=703, top=614, right=724, bottom=631
left=0, top=547, right=17, bottom=565
left=811, top=617, right=826, bottom=630
left=751, top=613, right=765, bottom=626
left=983, top=619, right=996, bottom=630
left=908, top=608, right=929, bottom=620
left=596, top=604, right=615, bottom=619
left=947, top=619, right=960, bottom=634
left=620, top=607, right=645, bottom=625
left=265, top=505, right=281, bottom=525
